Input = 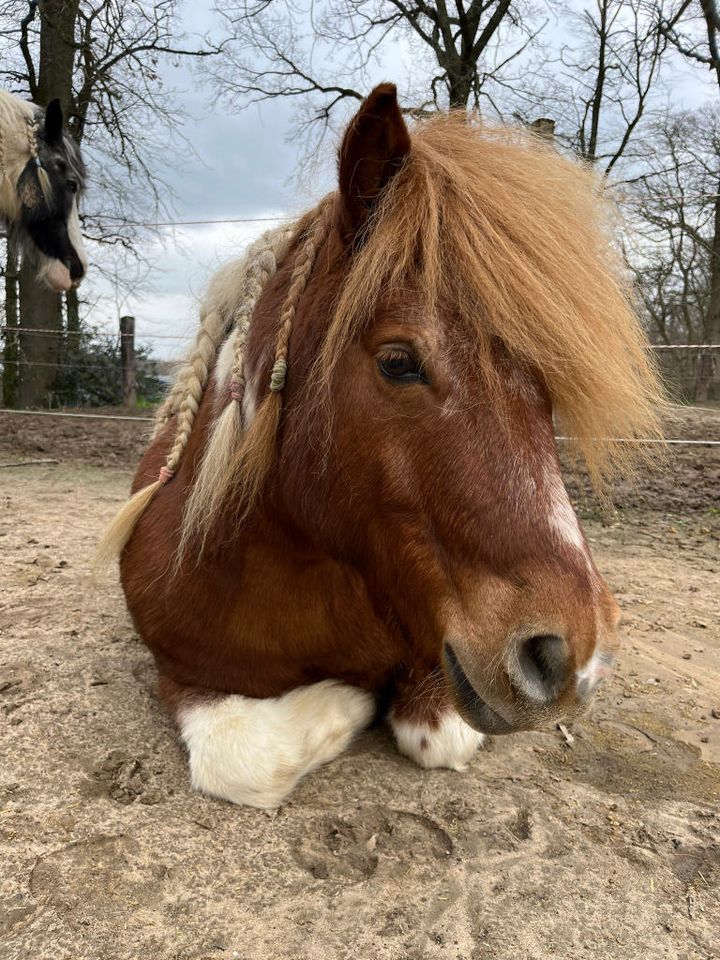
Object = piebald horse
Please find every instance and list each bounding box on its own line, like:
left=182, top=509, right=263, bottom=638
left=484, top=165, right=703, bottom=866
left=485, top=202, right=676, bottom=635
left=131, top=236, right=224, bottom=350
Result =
left=101, top=85, right=662, bottom=809
left=0, top=90, right=87, bottom=291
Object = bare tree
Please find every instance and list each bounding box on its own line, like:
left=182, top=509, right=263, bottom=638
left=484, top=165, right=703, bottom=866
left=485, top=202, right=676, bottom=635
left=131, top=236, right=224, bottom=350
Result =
left=208, top=0, right=543, bottom=157
left=658, top=0, right=720, bottom=400
left=622, top=109, right=717, bottom=399
left=0, top=237, right=20, bottom=407
left=531, top=0, right=669, bottom=177
left=0, top=0, right=217, bottom=407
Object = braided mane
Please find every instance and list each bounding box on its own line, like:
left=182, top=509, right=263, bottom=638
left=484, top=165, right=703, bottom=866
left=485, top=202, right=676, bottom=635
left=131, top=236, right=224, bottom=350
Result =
left=97, top=199, right=334, bottom=566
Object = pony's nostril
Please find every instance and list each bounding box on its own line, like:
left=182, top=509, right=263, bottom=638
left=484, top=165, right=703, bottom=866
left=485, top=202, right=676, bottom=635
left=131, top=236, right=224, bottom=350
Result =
left=513, top=634, right=568, bottom=703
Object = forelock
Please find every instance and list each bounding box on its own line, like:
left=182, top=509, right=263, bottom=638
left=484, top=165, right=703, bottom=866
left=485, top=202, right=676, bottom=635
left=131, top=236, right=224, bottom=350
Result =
left=61, top=133, right=86, bottom=190
left=35, top=112, right=87, bottom=193
left=315, top=115, right=665, bottom=488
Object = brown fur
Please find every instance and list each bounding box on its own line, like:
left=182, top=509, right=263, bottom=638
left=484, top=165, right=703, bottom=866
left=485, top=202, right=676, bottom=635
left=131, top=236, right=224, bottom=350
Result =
left=119, top=84, right=657, bottom=739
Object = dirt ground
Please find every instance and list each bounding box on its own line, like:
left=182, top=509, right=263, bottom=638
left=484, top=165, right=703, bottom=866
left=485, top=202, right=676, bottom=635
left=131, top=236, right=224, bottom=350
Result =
left=0, top=405, right=719, bottom=960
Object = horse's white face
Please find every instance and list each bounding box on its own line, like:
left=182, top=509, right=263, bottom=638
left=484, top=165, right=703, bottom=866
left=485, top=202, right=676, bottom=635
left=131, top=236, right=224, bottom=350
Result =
left=16, top=100, right=88, bottom=292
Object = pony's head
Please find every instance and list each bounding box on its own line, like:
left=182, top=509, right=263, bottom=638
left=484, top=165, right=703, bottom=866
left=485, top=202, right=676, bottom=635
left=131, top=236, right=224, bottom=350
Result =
left=13, top=99, right=87, bottom=292
left=233, top=86, right=661, bottom=733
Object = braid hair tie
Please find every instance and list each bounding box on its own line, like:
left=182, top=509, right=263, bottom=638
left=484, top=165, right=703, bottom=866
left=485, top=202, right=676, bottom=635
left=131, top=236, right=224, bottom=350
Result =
left=269, top=359, right=288, bottom=393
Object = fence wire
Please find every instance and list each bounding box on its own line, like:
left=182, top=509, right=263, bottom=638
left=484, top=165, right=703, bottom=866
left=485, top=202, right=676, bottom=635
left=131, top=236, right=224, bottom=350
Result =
left=3, top=326, right=720, bottom=350
left=0, top=406, right=717, bottom=445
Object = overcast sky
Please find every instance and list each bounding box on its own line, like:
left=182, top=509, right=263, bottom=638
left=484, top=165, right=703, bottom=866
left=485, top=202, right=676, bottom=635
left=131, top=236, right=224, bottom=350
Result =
left=82, top=1, right=715, bottom=360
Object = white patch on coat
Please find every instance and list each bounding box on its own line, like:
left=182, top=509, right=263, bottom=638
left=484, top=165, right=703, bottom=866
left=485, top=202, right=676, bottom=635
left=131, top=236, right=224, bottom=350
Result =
left=390, top=709, right=485, bottom=772
left=35, top=200, right=87, bottom=292
left=67, top=199, right=88, bottom=275
left=177, top=680, right=374, bottom=809
left=576, top=648, right=614, bottom=697
left=39, top=258, right=72, bottom=292
left=544, top=467, right=586, bottom=552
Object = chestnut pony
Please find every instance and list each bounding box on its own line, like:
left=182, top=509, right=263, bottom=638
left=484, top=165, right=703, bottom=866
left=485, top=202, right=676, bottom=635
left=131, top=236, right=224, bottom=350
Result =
left=102, top=85, right=662, bottom=809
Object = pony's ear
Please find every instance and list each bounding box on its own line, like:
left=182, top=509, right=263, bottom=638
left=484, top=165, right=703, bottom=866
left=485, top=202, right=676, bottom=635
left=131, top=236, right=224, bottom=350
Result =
left=44, top=99, right=63, bottom=145
left=338, top=83, right=410, bottom=240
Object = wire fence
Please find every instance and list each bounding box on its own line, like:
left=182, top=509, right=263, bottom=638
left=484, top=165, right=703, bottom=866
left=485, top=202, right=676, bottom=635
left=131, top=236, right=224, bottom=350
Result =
left=0, top=405, right=718, bottom=444
left=54, top=195, right=720, bottom=230
left=3, top=325, right=720, bottom=350
left=60, top=194, right=720, bottom=228
left=1, top=331, right=718, bottom=443
left=0, top=325, right=188, bottom=341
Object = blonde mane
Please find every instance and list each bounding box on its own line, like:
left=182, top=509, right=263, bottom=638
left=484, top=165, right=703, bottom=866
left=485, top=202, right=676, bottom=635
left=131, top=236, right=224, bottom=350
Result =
left=99, top=115, right=663, bottom=567
left=0, top=89, right=49, bottom=217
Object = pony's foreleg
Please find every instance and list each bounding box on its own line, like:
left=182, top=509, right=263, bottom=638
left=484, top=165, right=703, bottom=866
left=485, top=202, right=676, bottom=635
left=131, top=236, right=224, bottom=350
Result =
left=389, top=670, right=485, bottom=772
left=163, top=678, right=375, bottom=809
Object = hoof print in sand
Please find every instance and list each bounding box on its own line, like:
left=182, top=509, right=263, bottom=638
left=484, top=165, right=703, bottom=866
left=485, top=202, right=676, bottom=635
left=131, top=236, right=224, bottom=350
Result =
left=89, top=750, right=164, bottom=806
left=292, top=807, right=453, bottom=883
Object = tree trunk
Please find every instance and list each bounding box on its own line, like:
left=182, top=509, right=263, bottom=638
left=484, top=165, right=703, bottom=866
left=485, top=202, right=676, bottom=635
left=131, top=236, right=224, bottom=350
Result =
left=448, top=69, right=473, bottom=110
left=694, top=186, right=720, bottom=402
left=2, top=238, right=20, bottom=408
left=36, top=0, right=80, bottom=114
left=17, top=255, right=62, bottom=408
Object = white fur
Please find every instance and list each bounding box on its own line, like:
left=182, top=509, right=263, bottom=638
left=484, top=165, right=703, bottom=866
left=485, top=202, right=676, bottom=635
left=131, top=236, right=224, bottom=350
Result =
left=576, top=648, right=613, bottom=693
left=0, top=90, right=35, bottom=220
left=545, top=468, right=586, bottom=551
left=41, top=258, right=72, bottom=292
left=390, top=709, right=485, bottom=772
left=178, top=680, right=374, bottom=809
left=67, top=199, right=88, bottom=275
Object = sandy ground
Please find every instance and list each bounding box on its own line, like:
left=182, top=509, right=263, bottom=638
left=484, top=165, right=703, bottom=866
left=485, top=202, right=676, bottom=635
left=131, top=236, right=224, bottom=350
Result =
left=0, top=408, right=719, bottom=960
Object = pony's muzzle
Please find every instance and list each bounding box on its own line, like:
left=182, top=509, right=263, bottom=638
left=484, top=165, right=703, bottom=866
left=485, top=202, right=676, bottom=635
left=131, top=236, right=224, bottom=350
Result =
left=444, top=643, right=517, bottom=734
left=42, top=259, right=73, bottom=293
left=443, top=639, right=613, bottom=735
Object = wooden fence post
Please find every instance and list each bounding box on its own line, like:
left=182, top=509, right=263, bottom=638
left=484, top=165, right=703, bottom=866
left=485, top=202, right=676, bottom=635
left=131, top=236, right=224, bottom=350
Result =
left=694, top=349, right=716, bottom=403
left=120, top=315, right=136, bottom=407
left=529, top=117, right=556, bottom=143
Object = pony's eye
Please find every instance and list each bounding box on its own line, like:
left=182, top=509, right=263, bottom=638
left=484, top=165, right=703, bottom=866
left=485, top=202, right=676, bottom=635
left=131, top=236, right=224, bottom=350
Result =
left=377, top=349, right=429, bottom=384
left=67, top=179, right=78, bottom=194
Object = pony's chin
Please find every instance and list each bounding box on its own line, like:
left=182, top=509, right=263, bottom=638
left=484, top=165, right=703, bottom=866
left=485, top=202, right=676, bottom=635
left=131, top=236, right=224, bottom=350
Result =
left=40, top=259, right=73, bottom=293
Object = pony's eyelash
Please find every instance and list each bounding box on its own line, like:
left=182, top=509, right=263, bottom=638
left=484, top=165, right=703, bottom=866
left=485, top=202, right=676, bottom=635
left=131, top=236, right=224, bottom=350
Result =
left=381, top=348, right=411, bottom=362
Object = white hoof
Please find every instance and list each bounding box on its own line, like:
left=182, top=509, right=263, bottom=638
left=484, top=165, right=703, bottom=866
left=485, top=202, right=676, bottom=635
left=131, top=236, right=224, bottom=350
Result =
left=390, top=709, right=485, bottom=772
left=178, top=680, right=374, bottom=808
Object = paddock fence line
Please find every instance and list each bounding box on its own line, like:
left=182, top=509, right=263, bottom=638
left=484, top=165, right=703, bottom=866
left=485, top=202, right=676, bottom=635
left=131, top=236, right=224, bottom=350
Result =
left=2, top=328, right=719, bottom=427
left=5, top=327, right=718, bottom=347
left=1, top=406, right=718, bottom=445
left=2, top=194, right=715, bottom=234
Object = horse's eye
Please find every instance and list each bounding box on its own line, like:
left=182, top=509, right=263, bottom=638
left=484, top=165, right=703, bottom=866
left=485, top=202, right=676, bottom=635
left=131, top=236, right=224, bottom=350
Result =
left=67, top=179, right=78, bottom=194
left=377, top=349, right=429, bottom=384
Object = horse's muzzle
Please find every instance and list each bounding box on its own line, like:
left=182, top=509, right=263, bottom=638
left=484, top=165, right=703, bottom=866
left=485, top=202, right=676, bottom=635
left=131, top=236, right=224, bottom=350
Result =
left=443, top=640, right=613, bottom=735
left=444, top=643, right=517, bottom=734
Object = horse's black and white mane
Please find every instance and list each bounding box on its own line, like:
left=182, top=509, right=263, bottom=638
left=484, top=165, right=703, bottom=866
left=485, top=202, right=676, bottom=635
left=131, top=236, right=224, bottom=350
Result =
left=0, top=89, right=87, bottom=291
